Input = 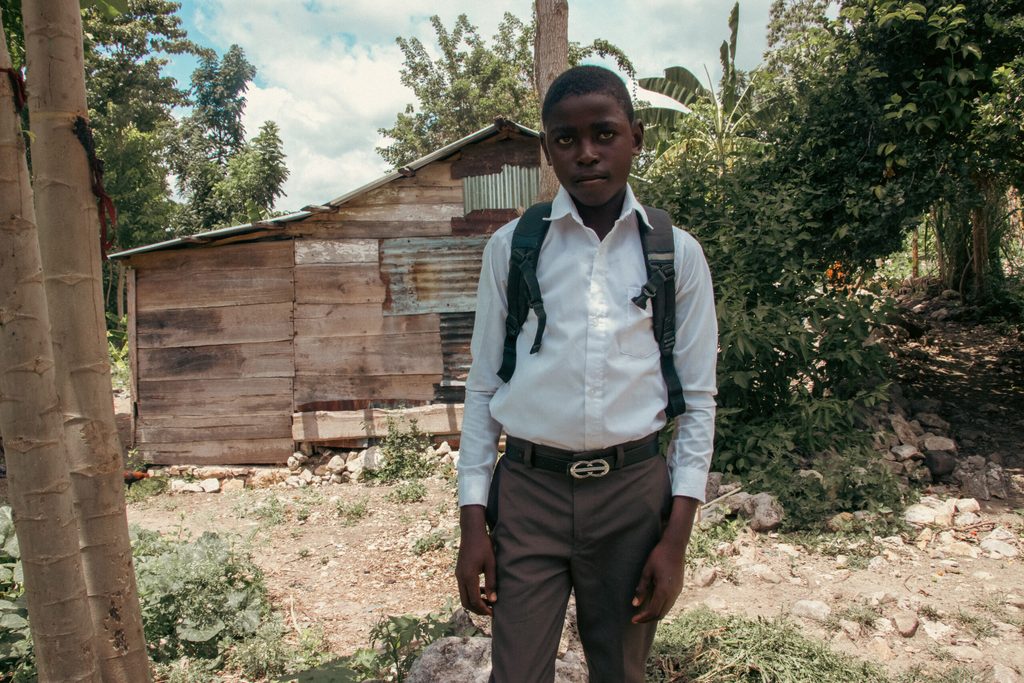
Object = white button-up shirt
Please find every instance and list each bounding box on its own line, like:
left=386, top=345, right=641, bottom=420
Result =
left=457, top=185, right=718, bottom=507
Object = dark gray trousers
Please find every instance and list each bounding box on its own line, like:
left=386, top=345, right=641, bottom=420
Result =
left=486, top=453, right=672, bottom=683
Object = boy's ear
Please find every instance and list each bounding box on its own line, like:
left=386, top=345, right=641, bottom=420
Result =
left=631, top=120, right=644, bottom=157
left=539, top=131, right=552, bottom=166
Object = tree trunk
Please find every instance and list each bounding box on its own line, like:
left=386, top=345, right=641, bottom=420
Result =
left=22, top=1, right=151, bottom=680
left=0, top=11, right=101, bottom=682
left=535, top=0, right=568, bottom=202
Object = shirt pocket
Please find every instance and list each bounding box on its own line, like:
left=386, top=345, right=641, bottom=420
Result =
left=617, top=288, right=660, bottom=359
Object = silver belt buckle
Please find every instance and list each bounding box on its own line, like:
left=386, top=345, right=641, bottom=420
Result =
left=568, top=459, right=611, bottom=479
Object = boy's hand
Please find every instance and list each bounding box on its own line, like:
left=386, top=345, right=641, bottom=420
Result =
left=631, top=495, right=700, bottom=624
left=456, top=505, right=497, bottom=616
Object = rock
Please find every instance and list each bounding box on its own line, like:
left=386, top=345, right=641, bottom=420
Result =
left=947, top=645, right=983, bottom=662
left=915, top=413, right=951, bottom=432
left=867, top=556, right=887, bottom=572
left=890, top=414, right=920, bottom=448
left=954, top=512, right=981, bottom=527
left=980, top=538, right=1019, bottom=559
left=865, top=637, right=895, bottom=661
left=828, top=512, right=856, bottom=531
left=250, top=468, right=289, bottom=488
left=326, top=454, right=347, bottom=474
left=704, top=472, right=723, bottom=501
left=193, top=466, right=247, bottom=479
left=923, top=435, right=957, bottom=454
left=991, top=663, right=1023, bottom=683
left=182, top=482, right=204, bottom=493
left=330, top=473, right=348, bottom=485
left=1006, top=595, right=1024, bottom=610
left=921, top=619, right=954, bottom=642
left=791, top=599, right=832, bottom=623
left=747, top=564, right=783, bottom=584
left=300, top=468, right=315, bottom=484
left=724, top=492, right=752, bottom=515
left=435, top=441, right=452, bottom=457
left=285, top=475, right=305, bottom=488
left=362, top=445, right=385, bottom=473
left=839, top=619, right=863, bottom=639
left=169, top=479, right=189, bottom=493
left=742, top=493, right=784, bottom=532
left=797, top=469, right=824, bottom=484
left=892, top=612, right=919, bottom=637
left=406, top=636, right=491, bottom=683
left=313, top=465, right=329, bottom=477
left=891, top=444, right=922, bottom=461
left=694, top=567, right=717, bottom=588
left=868, top=591, right=898, bottom=607
left=924, top=451, right=958, bottom=480
left=904, top=504, right=937, bottom=526
left=703, top=595, right=728, bottom=610
left=221, top=478, right=244, bottom=493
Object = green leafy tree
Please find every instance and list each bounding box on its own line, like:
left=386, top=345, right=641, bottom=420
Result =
left=377, top=12, right=635, bottom=166
left=169, top=45, right=289, bottom=233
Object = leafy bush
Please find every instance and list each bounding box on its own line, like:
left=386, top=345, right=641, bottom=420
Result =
left=388, top=480, right=427, bottom=504
left=0, top=507, right=33, bottom=682
left=132, top=527, right=271, bottom=663
left=335, top=496, right=370, bottom=526
left=411, top=530, right=449, bottom=556
left=370, top=417, right=434, bottom=483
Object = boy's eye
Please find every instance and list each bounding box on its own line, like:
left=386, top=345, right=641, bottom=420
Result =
left=556, top=135, right=574, bottom=145
left=597, top=131, right=614, bottom=141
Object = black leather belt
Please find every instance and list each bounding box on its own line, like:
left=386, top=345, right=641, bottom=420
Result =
left=503, top=433, right=660, bottom=479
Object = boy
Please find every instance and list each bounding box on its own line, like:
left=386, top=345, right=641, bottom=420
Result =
left=456, top=65, right=717, bottom=683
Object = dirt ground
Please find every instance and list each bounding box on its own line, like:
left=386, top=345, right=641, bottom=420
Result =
left=2, top=300, right=1022, bottom=680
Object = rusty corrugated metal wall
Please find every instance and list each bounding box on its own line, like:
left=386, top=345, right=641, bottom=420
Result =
left=464, top=165, right=540, bottom=213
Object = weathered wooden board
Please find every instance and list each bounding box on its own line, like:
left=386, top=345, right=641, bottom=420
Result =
left=451, top=209, right=520, bottom=236
left=330, top=202, right=463, bottom=223
left=294, top=305, right=439, bottom=338
left=289, top=220, right=454, bottom=239
left=293, top=374, right=439, bottom=406
left=343, top=185, right=461, bottom=207
left=127, top=240, right=292, bottom=272
left=140, top=437, right=293, bottom=465
left=380, top=236, right=487, bottom=315
left=136, top=414, right=292, bottom=443
left=405, top=162, right=459, bottom=187
left=136, top=303, right=293, bottom=348
left=137, top=378, right=293, bottom=416
left=440, top=312, right=474, bottom=384
left=294, top=332, right=443, bottom=376
left=294, top=264, right=385, bottom=304
left=136, top=267, right=293, bottom=311
left=127, top=267, right=139, bottom=444
left=293, top=404, right=465, bottom=441
left=138, top=341, right=294, bottom=381
left=294, top=239, right=377, bottom=265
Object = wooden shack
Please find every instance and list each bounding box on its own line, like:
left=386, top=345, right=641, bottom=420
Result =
left=111, top=120, right=540, bottom=465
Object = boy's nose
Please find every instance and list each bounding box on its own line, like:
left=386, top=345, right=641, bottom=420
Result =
left=577, top=141, right=599, bottom=164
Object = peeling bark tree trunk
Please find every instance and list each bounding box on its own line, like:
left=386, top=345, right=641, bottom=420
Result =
left=22, top=1, right=151, bottom=680
left=0, top=11, right=101, bottom=682
left=535, top=0, right=568, bottom=202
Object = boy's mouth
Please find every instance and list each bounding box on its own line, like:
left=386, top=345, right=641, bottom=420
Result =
left=574, top=174, right=607, bottom=184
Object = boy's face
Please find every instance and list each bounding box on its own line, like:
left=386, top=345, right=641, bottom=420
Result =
left=541, top=92, right=643, bottom=211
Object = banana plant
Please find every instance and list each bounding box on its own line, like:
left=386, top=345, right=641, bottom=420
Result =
left=636, top=2, right=762, bottom=173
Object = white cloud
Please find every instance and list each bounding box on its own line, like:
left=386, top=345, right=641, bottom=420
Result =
left=176, top=0, right=772, bottom=210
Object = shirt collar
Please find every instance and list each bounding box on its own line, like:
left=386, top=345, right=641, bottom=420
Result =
left=545, top=183, right=652, bottom=231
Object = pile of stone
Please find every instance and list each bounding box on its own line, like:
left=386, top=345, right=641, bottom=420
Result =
left=153, top=441, right=458, bottom=493
left=701, top=473, right=785, bottom=532
left=861, top=385, right=1012, bottom=499
left=902, top=495, right=1020, bottom=560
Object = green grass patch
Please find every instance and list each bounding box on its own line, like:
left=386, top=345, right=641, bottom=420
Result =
left=412, top=530, right=449, bottom=556
left=125, top=475, right=167, bottom=503
left=686, top=518, right=743, bottom=566
left=645, top=607, right=885, bottom=683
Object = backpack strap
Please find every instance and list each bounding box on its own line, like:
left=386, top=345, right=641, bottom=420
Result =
left=634, top=206, right=687, bottom=418
left=497, top=202, right=553, bottom=383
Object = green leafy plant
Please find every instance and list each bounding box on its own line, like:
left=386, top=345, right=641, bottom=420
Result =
left=335, top=496, right=370, bottom=526
left=0, top=507, right=33, bottom=682
left=388, top=480, right=427, bottom=504
left=132, top=527, right=271, bottom=663
left=411, top=530, right=449, bottom=556
left=369, top=418, right=435, bottom=484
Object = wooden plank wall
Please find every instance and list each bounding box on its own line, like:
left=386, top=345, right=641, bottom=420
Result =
left=130, top=240, right=295, bottom=464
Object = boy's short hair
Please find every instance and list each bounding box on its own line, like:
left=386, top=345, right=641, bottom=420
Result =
left=541, top=65, right=635, bottom=125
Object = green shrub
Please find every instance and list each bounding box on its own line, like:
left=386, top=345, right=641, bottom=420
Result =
left=335, top=496, right=370, bottom=526
left=125, top=475, right=168, bottom=503
left=388, top=480, right=427, bottom=504
left=0, top=507, right=33, bottom=682
left=132, top=527, right=271, bottom=663
left=411, top=530, right=449, bottom=556
left=370, top=417, right=434, bottom=483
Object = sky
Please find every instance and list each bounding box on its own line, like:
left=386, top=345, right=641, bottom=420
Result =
left=167, top=1, right=774, bottom=211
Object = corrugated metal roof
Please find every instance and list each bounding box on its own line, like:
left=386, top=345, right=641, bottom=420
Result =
left=380, top=236, right=488, bottom=315
left=464, top=165, right=540, bottom=213
left=110, top=119, right=540, bottom=260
